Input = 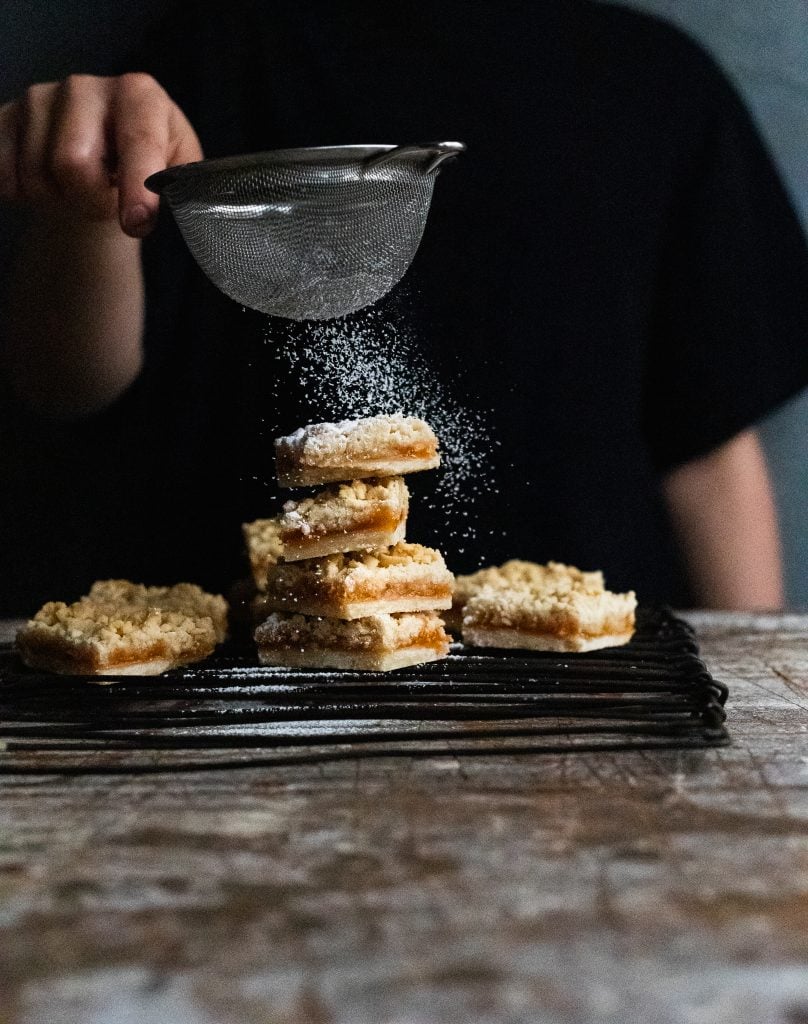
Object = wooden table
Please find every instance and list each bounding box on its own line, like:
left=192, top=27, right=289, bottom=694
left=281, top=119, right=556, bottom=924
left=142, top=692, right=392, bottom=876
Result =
left=1, top=613, right=806, bottom=1024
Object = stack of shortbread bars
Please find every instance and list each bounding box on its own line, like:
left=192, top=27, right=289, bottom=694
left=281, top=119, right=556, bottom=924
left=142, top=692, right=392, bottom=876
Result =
left=243, top=414, right=455, bottom=671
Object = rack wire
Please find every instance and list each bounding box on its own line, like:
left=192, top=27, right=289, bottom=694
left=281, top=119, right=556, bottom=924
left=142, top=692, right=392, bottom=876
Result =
left=0, top=607, right=728, bottom=774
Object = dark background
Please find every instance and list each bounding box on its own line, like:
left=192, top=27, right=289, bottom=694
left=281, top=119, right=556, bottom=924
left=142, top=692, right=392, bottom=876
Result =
left=2, top=0, right=806, bottom=605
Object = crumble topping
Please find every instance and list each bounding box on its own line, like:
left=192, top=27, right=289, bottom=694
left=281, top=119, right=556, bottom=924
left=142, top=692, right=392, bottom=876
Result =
left=85, top=580, right=226, bottom=642
left=454, top=560, right=605, bottom=606
left=267, top=542, right=451, bottom=586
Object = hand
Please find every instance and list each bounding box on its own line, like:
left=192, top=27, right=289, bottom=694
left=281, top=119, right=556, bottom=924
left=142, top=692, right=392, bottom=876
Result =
left=0, top=73, right=203, bottom=238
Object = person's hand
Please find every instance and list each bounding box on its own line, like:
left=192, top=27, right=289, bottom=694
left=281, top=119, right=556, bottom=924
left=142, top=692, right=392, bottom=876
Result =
left=0, top=73, right=202, bottom=238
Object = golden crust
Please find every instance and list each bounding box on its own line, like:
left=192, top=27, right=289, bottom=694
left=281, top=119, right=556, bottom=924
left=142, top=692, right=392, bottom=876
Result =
left=16, top=580, right=228, bottom=676
left=261, top=542, right=455, bottom=619
left=461, top=625, right=636, bottom=653
left=275, top=415, right=439, bottom=486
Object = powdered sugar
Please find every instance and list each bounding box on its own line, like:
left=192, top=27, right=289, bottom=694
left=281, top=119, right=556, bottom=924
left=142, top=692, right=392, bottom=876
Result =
left=275, top=413, right=434, bottom=461
left=264, top=298, right=500, bottom=548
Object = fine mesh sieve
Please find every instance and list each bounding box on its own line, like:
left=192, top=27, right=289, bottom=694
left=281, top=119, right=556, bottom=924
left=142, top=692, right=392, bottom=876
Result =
left=145, top=142, right=465, bottom=321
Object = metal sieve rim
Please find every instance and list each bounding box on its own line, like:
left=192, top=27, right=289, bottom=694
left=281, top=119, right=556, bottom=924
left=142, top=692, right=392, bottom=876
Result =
left=144, top=141, right=465, bottom=194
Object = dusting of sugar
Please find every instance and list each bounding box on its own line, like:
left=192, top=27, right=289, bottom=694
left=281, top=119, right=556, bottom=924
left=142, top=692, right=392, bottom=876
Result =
left=264, top=298, right=501, bottom=550
left=165, top=720, right=384, bottom=738
left=277, top=413, right=432, bottom=454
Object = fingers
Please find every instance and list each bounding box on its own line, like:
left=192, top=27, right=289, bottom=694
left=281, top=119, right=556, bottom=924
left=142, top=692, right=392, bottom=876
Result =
left=112, top=73, right=203, bottom=237
left=0, top=76, right=116, bottom=216
left=0, top=84, right=63, bottom=203
left=48, top=74, right=117, bottom=220
left=17, top=82, right=60, bottom=202
left=0, top=72, right=203, bottom=238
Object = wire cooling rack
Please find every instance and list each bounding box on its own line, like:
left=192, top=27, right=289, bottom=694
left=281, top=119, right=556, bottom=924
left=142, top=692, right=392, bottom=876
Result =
left=0, top=607, right=728, bottom=774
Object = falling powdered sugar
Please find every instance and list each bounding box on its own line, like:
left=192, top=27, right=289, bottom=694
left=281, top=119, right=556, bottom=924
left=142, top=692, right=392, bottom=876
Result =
left=264, top=300, right=501, bottom=550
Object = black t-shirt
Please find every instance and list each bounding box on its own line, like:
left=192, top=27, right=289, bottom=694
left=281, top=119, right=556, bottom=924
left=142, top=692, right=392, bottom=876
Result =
left=3, top=1, right=808, bottom=614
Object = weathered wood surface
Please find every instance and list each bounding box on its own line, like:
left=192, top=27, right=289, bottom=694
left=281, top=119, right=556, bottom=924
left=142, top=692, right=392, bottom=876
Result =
left=0, top=613, right=806, bottom=1024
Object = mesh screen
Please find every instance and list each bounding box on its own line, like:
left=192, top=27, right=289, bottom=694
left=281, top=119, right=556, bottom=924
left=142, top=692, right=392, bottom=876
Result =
left=162, top=154, right=437, bottom=320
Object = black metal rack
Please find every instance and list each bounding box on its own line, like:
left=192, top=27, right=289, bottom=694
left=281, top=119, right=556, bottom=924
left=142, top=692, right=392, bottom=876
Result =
left=0, top=607, right=728, bottom=774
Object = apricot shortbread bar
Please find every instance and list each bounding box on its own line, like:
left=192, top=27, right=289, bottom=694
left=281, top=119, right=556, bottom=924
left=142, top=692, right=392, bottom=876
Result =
left=16, top=580, right=228, bottom=676
left=254, top=610, right=451, bottom=672
left=261, top=541, right=454, bottom=620
left=243, top=478, right=409, bottom=587
left=461, top=576, right=637, bottom=653
left=275, top=414, right=439, bottom=487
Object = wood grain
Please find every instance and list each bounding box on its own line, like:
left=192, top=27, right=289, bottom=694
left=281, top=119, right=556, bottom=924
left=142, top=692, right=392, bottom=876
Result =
left=1, top=613, right=807, bottom=1024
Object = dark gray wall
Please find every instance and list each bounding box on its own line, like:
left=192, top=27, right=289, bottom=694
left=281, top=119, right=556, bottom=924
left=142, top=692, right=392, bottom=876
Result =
left=1, top=0, right=165, bottom=101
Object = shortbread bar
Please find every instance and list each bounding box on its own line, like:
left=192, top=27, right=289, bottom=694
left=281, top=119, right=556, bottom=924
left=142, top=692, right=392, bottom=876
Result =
left=247, top=477, right=409, bottom=578
left=254, top=610, right=451, bottom=671
left=242, top=517, right=285, bottom=590
left=16, top=580, right=228, bottom=676
left=275, top=414, right=440, bottom=487
left=261, top=541, right=454, bottom=619
left=445, top=560, right=605, bottom=633
left=462, top=581, right=637, bottom=653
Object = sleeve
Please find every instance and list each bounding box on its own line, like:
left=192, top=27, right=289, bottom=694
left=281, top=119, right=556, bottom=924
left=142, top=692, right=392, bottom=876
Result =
left=643, top=57, right=808, bottom=471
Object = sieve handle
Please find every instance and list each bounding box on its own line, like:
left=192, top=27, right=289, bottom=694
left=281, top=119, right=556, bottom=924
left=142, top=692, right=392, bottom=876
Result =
left=365, top=141, right=466, bottom=175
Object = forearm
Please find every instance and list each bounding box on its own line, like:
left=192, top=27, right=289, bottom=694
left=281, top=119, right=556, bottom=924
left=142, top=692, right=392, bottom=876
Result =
left=1, top=73, right=202, bottom=420
left=662, top=428, right=784, bottom=610
left=2, top=211, right=144, bottom=419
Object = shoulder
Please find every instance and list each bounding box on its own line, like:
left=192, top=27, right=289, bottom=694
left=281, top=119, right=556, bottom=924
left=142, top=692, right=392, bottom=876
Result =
left=577, top=2, right=718, bottom=66
left=571, top=2, right=741, bottom=114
